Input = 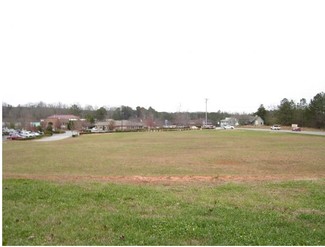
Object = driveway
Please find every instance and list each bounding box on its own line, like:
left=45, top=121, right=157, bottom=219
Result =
left=34, top=131, right=73, bottom=142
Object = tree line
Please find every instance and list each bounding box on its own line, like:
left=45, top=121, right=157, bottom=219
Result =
left=255, top=92, right=325, bottom=128
left=2, top=102, right=230, bottom=128
left=2, top=91, right=325, bottom=129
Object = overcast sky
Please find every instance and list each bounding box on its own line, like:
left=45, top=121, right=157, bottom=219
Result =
left=1, top=0, right=324, bottom=113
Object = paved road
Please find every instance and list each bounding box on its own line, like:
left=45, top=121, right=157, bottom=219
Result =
left=236, top=128, right=325, bottom=136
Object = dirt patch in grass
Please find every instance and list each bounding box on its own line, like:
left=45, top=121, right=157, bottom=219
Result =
left=3, top=173, right=321, bottom=185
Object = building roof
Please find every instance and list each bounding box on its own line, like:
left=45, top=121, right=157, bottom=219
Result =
left=46, top=114, right=80, bottom=120
left=95, top=120, right=143, bottom=127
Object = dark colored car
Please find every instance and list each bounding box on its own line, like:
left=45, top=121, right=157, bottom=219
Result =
left=7, top=134, right=24, bottom=140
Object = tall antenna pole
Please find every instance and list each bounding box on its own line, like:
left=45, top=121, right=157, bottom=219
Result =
left=205, top=98, right=208, bottom=126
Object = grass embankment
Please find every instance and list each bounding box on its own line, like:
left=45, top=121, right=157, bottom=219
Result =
left=3, top=179, right=325, bottom=245
left=2, top=130, right=325, bottom=245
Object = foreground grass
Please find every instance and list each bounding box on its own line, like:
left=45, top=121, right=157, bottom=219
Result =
left=3, top=179, right=325, bottom=245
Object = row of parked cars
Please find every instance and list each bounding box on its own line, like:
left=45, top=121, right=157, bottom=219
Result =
left=3, top=128, right=44, bottom=140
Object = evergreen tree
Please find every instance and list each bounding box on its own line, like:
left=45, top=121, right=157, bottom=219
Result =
left=276, top=98, right=295, bottom=125
left=307, top=92, right=325, bottom=128
left=255, top=104, right=267, bottom=121
left=95, top=107, right=107, bottom=121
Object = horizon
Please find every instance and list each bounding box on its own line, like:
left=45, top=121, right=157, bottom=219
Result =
left=2, top=90, right=322, bottom=115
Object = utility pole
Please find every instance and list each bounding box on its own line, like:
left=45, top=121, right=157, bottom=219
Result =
left=120, top=106, right=123, bottom=131
left=205, top=98, right=208, bottom=126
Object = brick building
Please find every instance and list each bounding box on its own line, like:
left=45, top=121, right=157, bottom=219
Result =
left=41, top=114, right=80, bottom=130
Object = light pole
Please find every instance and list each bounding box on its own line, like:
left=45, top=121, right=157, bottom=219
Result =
left=205, top=98, right=208, bottom=126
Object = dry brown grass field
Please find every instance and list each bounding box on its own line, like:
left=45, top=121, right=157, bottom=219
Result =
left=3, top=130, right=325, bottom=184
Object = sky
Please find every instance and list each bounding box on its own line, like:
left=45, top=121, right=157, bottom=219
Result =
left=1, top=0, right=324, bottom=113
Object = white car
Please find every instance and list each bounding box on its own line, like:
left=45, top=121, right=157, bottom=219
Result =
left=223, top=125, right=234, bottom=130
left=20, top=131, right=33, bottom=138
left=270, top=125, right=281, bottom=130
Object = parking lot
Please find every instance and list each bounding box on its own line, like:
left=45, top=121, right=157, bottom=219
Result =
left=2, top=129, right=74, bottom=142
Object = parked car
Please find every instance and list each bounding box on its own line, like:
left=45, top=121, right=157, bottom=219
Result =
left=223, top=125, right=235, bottom=130
left=7, top=133, right=24, bottom=140
left=202, top=125, right=216, bottom=129
left=270, top=125, right=281, bottom=130
left=19, top=131, right=34, bottom=138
